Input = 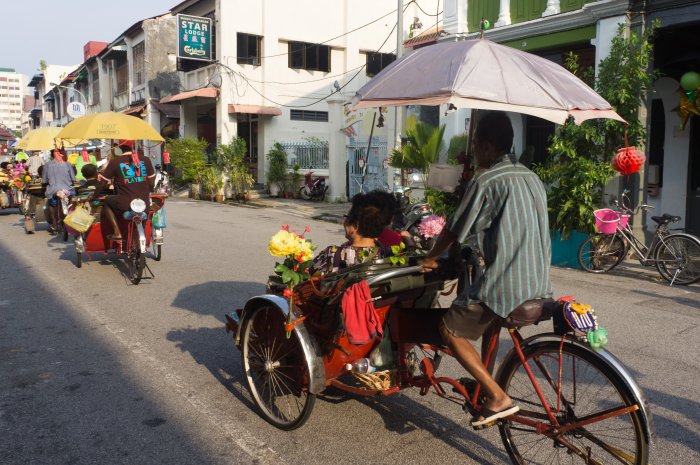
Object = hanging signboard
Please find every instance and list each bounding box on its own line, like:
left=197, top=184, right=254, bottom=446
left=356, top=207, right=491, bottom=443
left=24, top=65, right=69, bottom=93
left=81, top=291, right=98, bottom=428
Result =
left=177, top=14, right=212, bottom=61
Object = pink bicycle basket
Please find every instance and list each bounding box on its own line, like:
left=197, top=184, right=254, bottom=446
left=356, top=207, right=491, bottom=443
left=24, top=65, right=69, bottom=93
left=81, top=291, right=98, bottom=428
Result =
left=594, top=209, right=622, bottom=234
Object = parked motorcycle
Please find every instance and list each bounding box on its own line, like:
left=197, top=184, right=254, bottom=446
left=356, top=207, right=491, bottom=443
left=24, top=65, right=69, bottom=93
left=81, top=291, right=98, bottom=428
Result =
left=299, top=171, right=328, bottom=201
left=389, top=173, right=434, bottom=249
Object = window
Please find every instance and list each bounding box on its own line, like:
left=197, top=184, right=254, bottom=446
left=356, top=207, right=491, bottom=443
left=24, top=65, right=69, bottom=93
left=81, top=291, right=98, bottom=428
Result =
left=91, top=68, right=100, bottom=105
left=132, top=41, right=145, bottom=86
left=290, top=110, right=328, bottom=122
left=366, top=52, right=396, bottom=77
left=116, top=61, right=128, bottom=94
left=288, top=41, right=330, bottom=72
left=237, top=33, right=262, bottom=65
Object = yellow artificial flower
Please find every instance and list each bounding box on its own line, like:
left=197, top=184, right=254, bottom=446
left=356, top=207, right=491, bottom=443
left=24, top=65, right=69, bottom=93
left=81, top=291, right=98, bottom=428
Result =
left=268, top=230, right=303, bottom=257
left=571, top=302, right=591, bottom=315
left=295, top=240, right=314, bottom=262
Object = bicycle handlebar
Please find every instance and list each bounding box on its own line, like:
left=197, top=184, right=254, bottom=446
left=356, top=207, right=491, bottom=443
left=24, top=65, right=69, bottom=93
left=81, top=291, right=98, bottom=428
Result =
left=366, top=265, right=425, bottom=286
left=615, top=190, right=654, bottom=216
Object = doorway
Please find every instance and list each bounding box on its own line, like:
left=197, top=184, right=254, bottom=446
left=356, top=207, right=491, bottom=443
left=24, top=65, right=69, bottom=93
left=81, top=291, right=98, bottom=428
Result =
left=237, top=114, right=259, bottom=182
left=686, top=116, right=700, bottom=235
left=524, top=115, right=555, bottom=168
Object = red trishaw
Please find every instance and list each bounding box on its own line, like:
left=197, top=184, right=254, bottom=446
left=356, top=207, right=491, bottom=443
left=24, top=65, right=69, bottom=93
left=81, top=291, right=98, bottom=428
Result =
left=225, top=258, right=651, bottom=464
left=71, top=193, right=166, bottom=284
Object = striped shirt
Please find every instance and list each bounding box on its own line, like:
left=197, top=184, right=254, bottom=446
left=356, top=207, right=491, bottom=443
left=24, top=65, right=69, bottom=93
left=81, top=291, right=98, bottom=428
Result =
left=446, top=155, right=552, bottom=318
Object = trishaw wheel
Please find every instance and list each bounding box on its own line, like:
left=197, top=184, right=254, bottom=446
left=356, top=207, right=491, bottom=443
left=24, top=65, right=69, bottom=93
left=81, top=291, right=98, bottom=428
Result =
left=241, top=306, right=316, bottom=430
left=153, top=244, right=162, bottom=261
left=76, top=252, right=82, bottom=268
left=496, top=341, right=648, bottom=465
left=128, top=251, right=145, bottom=285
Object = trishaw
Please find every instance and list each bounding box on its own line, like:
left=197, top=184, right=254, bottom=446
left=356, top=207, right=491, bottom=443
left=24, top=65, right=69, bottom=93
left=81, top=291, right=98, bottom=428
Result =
left=70, top=193, right=166, bottom=284
left=54, top=110, right=167, bottom=284
left=225, top=258, right=651, bottom=464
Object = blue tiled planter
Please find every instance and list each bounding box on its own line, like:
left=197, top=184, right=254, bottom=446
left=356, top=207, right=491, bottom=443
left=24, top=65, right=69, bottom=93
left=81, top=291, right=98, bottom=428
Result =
left=550, top=230, right=589, bottom=269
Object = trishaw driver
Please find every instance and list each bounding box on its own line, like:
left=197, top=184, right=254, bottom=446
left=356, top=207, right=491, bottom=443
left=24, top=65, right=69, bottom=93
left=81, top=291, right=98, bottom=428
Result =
left=420, top=111, right=552, bottom=428
left=91, top=142, right=155, bottom=242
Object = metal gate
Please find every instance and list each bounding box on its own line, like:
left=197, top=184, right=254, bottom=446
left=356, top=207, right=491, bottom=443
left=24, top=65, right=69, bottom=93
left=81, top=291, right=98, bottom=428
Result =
left=347, top=137, right=388, bottom=197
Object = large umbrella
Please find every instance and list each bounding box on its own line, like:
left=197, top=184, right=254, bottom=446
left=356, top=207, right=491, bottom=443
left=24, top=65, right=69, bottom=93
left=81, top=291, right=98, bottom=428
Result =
left=56, top=111, right=164, bottom=142
left=350, top=38, right=624, bottom=125
left=16, top=127, right=83, bottom=150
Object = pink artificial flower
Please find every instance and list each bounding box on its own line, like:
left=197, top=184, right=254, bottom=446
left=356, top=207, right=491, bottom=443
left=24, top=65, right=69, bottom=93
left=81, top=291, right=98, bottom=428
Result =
left=281, top=224, right=289, bottom=231
left=418, top=215, right=446, bottom=238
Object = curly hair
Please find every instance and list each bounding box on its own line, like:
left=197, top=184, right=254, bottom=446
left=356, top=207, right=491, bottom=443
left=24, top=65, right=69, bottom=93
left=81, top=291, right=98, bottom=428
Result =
left=346, top=192, right=387, bottom=238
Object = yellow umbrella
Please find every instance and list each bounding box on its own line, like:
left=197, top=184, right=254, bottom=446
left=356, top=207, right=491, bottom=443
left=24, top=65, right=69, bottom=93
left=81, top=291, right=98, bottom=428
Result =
left=16, top=127, right=83, bottom=150
left=55, top=111, right=164, bottom=142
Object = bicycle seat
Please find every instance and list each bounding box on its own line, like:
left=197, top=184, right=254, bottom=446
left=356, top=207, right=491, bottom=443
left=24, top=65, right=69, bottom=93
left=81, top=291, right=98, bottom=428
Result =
left=651, top=214, right=681, bottom=225
left=503, top=298, right=557, bottom=329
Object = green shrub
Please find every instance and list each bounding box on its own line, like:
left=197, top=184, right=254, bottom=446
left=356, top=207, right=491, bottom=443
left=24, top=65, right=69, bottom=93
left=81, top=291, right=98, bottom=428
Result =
left=166, top=137, right=208, bottom=183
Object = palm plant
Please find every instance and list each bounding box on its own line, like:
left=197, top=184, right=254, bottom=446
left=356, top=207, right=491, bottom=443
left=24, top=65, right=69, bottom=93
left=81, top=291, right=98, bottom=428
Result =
left=389, top=115, right=445, bottom=185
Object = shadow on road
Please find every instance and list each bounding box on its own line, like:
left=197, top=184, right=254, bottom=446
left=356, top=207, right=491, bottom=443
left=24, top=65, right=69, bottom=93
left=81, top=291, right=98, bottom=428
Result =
left=171, top=280, right=266, bottom=320
left=0, top=238, right=217, bottom=465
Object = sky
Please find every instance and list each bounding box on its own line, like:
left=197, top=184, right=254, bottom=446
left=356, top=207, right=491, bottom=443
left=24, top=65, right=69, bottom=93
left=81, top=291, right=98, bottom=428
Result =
left=4, top=0, right=178, bottom=81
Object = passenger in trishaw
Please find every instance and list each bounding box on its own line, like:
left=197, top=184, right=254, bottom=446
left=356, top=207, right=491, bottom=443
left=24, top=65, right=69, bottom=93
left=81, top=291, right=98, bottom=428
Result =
left=42, top=148, right=76, bottom=235
left=420, top=111, right=552, bottom=428
left=91, top=142, right=155, bottom=242
left=311, top=192, right=390, bottom=275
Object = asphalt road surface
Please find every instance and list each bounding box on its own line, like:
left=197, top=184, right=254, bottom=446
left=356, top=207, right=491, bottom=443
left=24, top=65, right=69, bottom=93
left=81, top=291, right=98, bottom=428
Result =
left=1, top=200, right=698, bottom=465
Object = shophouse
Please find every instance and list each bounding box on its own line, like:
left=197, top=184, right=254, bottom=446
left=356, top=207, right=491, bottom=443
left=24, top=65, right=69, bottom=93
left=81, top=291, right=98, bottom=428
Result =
left=642, top=0, right=700, bottom=235
left=27, top=64, right=77, bottom=130
left=165, top=0, right=438, bottom=200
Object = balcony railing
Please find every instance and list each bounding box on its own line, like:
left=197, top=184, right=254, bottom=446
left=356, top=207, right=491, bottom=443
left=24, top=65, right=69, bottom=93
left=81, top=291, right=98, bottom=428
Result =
left=113, top=91, right=128, bottom=111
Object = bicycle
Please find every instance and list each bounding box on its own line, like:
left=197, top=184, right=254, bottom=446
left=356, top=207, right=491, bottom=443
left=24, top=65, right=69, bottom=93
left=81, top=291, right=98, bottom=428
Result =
left=578, top=190, right=700, bottom=285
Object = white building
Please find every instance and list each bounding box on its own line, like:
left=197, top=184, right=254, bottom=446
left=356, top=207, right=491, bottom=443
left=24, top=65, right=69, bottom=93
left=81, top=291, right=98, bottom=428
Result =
left=166, top=0, right=440, bottom=200
left=0, top=68, right=27, bottom=133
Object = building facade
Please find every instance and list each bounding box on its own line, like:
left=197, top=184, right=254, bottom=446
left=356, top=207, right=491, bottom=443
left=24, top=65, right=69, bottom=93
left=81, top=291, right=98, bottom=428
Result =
left=0, top=68, right=27, bottom=134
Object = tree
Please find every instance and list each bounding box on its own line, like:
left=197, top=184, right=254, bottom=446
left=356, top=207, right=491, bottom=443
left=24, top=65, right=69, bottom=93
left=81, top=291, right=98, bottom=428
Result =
left=534, top=22, right=659, bottom=236
left=166, top=137, right=208, bottom=183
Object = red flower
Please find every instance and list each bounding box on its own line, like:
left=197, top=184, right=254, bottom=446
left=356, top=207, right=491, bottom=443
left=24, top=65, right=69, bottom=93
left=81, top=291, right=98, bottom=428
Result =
left=283, top=288, right=293, bottom=298
left=304, top=226, right=311, bottom=233
left=281, top=224, right=289, bottom=231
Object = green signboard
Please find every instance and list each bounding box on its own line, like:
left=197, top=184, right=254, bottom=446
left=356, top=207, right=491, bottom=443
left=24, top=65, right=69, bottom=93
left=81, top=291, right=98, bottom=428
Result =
left=177, top=14, right=212, bottom=61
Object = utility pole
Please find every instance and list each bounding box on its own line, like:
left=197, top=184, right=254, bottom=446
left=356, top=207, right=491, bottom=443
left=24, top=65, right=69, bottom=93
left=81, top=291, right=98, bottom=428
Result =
left=394, top=0, right=404, bottom=151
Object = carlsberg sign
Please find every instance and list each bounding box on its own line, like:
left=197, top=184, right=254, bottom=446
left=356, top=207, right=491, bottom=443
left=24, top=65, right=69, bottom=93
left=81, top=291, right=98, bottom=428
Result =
left=177, top=14, right=212, bottom=61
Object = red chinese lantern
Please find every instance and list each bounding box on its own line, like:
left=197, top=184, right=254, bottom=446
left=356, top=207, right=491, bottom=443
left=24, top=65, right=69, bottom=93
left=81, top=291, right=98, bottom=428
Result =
left=611, top=146, right=646, bottom=176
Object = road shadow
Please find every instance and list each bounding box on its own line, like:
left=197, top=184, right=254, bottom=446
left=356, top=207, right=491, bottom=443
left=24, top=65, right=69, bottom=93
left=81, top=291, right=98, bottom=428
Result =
left=0, top=237, right=217, bottom=464
left=171, top=280, right=265, bottom=320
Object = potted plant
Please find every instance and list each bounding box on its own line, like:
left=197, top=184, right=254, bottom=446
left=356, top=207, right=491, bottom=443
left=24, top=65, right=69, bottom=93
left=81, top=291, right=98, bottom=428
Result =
left=266, top=142, right=288, bottom=197
left=230, top=163, right=255, bottom=200
left=199, top=166, right=223, bottom=201
left=214, top=137, right=247, bottom=199
left=389, top=115, right=445, bottom=187
left=166, top=137, right=208, bottom=199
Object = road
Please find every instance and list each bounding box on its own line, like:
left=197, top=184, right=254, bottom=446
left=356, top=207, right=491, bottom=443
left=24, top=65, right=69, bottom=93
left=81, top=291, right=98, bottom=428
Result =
left=0, top=199, right=698, bottom=465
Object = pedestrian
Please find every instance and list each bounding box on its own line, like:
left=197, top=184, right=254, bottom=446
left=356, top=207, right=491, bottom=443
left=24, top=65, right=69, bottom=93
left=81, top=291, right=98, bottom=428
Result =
left=26, top=151, right=45, bottom=178
left=420, top=111, right=552, bottom=428
left=42, top=148, right=76, bottom=235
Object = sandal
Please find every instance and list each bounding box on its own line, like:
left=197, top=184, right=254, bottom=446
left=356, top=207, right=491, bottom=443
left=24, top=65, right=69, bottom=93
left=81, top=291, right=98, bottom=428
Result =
left=471, top=404, right=520, bottom=429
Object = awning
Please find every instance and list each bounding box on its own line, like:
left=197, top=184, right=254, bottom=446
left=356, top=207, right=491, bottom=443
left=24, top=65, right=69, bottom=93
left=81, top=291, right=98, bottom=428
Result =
left=228, top=104, right=282, bottom=116
left=152, top=101, right=180, bottom=119
left=160, top=87, right=218, bottom=104
left=122, top=104, right=145, bottom=115
left=403, top=26, right=444, bottom=48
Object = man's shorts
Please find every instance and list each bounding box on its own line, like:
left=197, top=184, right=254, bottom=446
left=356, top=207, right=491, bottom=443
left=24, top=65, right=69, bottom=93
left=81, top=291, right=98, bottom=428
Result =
left=441, top=301, right=497, bottom=341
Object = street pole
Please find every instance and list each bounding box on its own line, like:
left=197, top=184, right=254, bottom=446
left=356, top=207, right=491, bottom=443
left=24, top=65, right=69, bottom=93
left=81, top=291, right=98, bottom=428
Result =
left=394, top=0, right=404, bottom=187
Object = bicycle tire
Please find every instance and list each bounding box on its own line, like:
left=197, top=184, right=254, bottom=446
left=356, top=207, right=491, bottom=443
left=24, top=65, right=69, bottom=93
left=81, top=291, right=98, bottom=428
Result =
left=299, top=186, right=311, bottom=200
left=241, top=306, right=316, bottom=430
left=497, top=340, right=649, bottom=465
left=654, top=234, right=700, bottom=285
left=577, top=234, right=626, bottom=273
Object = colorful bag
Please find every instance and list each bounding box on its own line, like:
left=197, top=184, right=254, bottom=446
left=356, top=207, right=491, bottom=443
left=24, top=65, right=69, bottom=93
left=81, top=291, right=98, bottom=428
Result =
left=64, top=206, right=95, bottom=233
left=152, top=207, right=166, bottom=228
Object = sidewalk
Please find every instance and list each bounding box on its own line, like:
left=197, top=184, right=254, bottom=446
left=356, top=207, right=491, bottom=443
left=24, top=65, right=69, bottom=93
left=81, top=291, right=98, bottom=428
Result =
left=233, top=196, right=351, bottom=224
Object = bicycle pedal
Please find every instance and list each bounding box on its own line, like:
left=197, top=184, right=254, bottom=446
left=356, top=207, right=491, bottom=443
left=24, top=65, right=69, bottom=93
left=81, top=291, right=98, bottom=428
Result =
left=471, top=419, right=500, bottom=431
